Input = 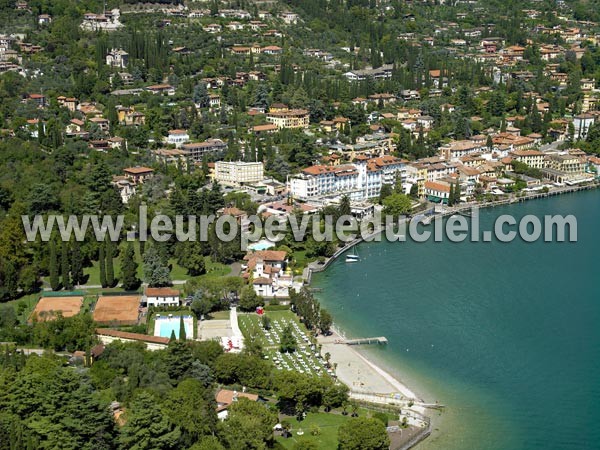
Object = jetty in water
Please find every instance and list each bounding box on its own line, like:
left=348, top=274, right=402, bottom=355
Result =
left=341, top=336, right=388, bottom=345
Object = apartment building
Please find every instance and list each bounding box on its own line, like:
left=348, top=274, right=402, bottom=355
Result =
left=289, top=156, right=405, bottom=201
left=181, top=139, right=227, bottom=162
left=214, top=161, right=264, bottom=186
left=266, top=109, right=310, bottom=129
left=509, top=150, right=546, bottom=169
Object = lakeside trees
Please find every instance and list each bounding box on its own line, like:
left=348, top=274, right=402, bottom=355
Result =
left=338, top=417, right=390, bottom=450
left=382, top=193, right=412, bottom=218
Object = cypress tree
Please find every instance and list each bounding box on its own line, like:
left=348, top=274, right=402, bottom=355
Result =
left=121, top=242, right=140, bottom=291
left=170, top=329, right=176, bottom=342
left=71, top=241, right=84, bottom=287
left=106, top=238, right=115, bottom=288
left=61, top=241, right=72, bottom=290
left=454, top=182, right=461, bottom=204
left=99, top=244, right=107, bottom=288
left=49, top=241, right=60, bottom=291
left=179, top=315, right=186, bottom=341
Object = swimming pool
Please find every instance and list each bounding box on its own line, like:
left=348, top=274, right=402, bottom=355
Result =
left=154, top=315, right=194, bottom=339
left=247, top=240, right=276, bottom=251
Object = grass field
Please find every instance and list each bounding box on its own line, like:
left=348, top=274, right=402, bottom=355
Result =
left=291, top=249, right=310, bottom=273
left=208, top=310, right=231, bottom=320
left=275, top=412, right=351, bottom=449
left=4, top=293, right=42, bottom=323
left=275, top=409, right=397, bottom=449
left=43, top=240, right=231, bottom=287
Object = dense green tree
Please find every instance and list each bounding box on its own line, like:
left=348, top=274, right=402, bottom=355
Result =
left=279, top=324, right=297, bottom=353
left=61, top=240, right=72, bottom=290
left=382, top=193, right=412, bottom=218
left=219, top=398, right=277, bottom=450
left=120, top=242, right=140, bottom=291
left=105, top=238, right=115, bottom=288
left=99, top=244, right=107, bottom=288
left=0, top=259, right=19, bottom=301
left=213, top=353, right=271, bottom=388
left=71, top=241, right=84, bottom=287
left=179, top=316, right=187, bottom=341
left=239, top=286, right=263, bottom=312
left=193, top=82, right=210, bottom=108
left=393, top=172, right=403, bottom=195
left=120, top=391, right=180, bottom=450
left=143, top=246, right=171, bottom=287
left=188, top=361, right=214, bottom=387
left=165, top=341, right=194, bottom=382
left=49, top=240, right=60, bottom=291
left=163, top=379, right=217, bottom=445
left=187, top=341, right=223, bottom=370
left=319, top=309, right=333, bottom=335
left=176, top=241, right=206, bottom=276
left=27, top=184, right=59, bottom=215
left=188, top=436, right=226, bottom=450
left=191, top=295, right=214, bottom=319
left=0, top=359, right=117, bottom=449
left=338, top=417, right=390, bottom=450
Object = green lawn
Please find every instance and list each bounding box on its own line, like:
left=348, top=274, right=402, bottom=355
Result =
left=276, top=409, right=397, bottom=449
left=208, top=310, right=230, bottom=320
left=49, top=240, right=231, bottom=287
left=81, top=296, right=96, bottom=314
left=4, top=293, right=41, bottom=323
left=291, top=249, right=310, bottom=273
left=275, top=412, right=350, bottom=450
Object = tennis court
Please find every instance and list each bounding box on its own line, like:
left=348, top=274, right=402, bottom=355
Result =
left=93, top=295, right=141, bottom=325
left=29, top=296, right=83, bottom=322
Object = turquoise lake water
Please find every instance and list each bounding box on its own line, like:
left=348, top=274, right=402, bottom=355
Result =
left=313, top=190, right=600, bottom=450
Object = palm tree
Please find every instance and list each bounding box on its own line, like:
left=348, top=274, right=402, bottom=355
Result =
left=341, top=402, right=348, bottom=416
left=351, top=401, right=359, bottom=417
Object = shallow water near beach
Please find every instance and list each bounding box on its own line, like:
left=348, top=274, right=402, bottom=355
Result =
left=313, top=190, right=600, bottom=450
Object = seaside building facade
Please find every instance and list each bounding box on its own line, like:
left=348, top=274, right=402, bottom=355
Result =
left=289, top=156, right=406, bottom=201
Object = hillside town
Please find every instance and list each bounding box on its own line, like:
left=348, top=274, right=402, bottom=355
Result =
left=0, top=0, right=599, bottom=449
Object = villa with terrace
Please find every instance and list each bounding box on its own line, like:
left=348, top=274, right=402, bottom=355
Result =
left=243, top=250, right=295, bottom=297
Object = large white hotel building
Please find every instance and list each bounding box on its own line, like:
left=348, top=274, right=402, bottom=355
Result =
left=289, top=155, right=407, bottom=201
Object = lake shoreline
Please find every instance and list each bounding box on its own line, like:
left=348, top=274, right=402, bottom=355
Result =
left=306, top=182, right=599, bottom=448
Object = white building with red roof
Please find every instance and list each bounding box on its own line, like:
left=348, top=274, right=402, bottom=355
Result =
left=243, top=250, right=293, bottom=297
left=289, top=156, right=406, bottom=201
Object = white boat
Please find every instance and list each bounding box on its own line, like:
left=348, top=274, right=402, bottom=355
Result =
left=345, top=246, right=360, bottom=262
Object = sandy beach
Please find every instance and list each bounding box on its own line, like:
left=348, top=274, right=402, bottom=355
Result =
left=317, top=329, right=428, bottom=417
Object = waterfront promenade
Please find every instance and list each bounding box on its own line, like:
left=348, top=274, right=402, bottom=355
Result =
left=304, top=180, right=599, bottom=284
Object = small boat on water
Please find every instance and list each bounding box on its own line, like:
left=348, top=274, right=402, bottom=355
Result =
left=345, top=246, right=360, bottom=263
